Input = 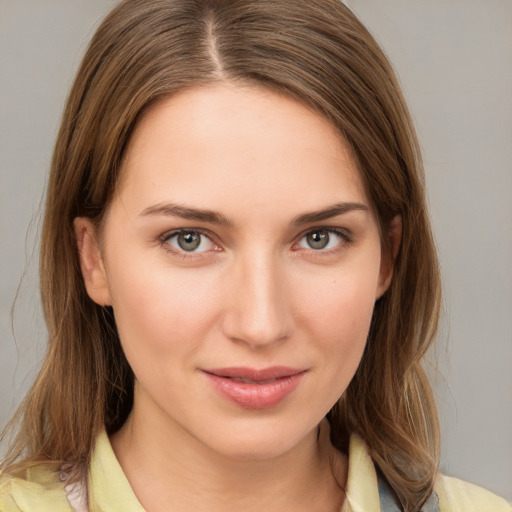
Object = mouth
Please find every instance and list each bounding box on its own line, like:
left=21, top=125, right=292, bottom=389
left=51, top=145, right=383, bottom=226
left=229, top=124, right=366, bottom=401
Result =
left=202, top=367, right=307, bottom=409
left=225, top=376, right=284, bottom=384
left=205, top=366, right=305, bottom=381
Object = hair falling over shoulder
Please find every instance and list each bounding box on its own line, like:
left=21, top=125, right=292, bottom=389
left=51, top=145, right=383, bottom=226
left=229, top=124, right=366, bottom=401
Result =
left=1, top=1, right=441, bottom=511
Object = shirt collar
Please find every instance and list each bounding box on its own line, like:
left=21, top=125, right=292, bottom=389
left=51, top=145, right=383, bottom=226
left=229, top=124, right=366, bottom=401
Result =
left=341, top=433, right=381, bottom=512
left=89, top=430, right=145, bottom=511
left=89, top=428, right=381, bottom=512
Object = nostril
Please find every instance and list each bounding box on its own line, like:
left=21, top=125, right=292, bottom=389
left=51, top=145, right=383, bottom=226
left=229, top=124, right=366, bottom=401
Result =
left=221, top=299, right=293, bottom=348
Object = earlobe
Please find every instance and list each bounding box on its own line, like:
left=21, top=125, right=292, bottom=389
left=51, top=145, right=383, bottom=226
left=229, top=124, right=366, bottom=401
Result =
left=73, top=217, right=112, bottom=306
left=376, top=215, right=402, bottom=299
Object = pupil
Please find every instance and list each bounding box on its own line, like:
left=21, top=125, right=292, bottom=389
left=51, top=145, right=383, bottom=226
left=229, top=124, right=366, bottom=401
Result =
left=307, top=230, right=329, bottom=249
left=178, top=232, right=201, bottom=251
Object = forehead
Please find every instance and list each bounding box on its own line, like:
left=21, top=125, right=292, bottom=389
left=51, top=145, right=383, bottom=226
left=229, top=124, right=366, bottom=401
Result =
left=116, top=83, right=368, bottom=217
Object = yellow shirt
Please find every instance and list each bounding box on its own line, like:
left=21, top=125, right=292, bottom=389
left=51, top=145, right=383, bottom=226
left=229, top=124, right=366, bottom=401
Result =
left=1, top=430, right=510, bottom=512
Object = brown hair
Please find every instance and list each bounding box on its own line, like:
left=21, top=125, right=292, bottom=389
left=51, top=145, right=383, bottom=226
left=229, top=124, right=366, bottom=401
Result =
left=1, top=1, right=441, bottom=510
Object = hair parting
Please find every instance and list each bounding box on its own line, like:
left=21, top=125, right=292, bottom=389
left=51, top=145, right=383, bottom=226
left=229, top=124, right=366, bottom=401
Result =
left=1, top=2, right=441, bottom=510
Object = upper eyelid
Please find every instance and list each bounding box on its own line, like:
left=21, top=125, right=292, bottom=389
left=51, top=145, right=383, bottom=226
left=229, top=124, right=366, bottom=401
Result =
left=161, top=227, right=215, bottom=242
left=292, top=227, right=354, bottom=253
left=158, top=228, right=218, bottom=262
left=295, top=226, right=353, bottom=241
left=158, top=226, right=353, bottom=250
left=159, top=229, right=219, bottom=255
left=292, top=229, right=354, bottom=260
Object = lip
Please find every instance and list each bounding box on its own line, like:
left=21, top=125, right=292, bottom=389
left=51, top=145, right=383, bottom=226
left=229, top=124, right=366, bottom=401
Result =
left=203, top=366, right=307, bottom=409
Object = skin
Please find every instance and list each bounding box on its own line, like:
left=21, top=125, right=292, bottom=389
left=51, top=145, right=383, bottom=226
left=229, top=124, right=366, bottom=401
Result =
left=75, top=83, right=401, bottom=512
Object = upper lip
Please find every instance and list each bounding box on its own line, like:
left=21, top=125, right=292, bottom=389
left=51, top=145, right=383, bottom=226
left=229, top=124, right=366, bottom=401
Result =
left=203, top=366, right=306, bottom=381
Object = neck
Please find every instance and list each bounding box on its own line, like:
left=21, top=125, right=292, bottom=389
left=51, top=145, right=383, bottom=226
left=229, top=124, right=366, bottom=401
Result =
left=110, top=391, right=347, bottom=512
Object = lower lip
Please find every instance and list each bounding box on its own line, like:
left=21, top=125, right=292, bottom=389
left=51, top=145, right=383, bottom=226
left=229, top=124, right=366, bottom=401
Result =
left=204, top=371, right=306, bottom=409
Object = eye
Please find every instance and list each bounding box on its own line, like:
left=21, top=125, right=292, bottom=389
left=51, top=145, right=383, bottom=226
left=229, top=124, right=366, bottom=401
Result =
left=163, top=230, right=216, bottom=253
left=297, top=229, right=349, bottom=251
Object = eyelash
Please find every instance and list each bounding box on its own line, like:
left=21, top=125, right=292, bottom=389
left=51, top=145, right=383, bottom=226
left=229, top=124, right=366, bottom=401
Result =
left=158, top=227, right=354, bottom=259
left=159, top=229, right=219, bottom=258
left=293, top=227, right=354, bottom=256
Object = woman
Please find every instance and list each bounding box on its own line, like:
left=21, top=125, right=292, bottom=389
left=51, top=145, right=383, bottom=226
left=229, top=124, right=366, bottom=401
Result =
left=0, top=1, right=510, bottom=511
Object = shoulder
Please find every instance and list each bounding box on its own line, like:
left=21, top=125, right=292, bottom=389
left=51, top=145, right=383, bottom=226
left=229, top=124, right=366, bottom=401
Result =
left=0, top=466, right=73, bottom=512
left=435, top=473, right=512, bottom=512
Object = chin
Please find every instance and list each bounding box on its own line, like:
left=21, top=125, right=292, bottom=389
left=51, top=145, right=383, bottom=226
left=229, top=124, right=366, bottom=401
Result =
left=213, top=440, right=294, bottom=461
left=198, top=418, right=318, bottom=461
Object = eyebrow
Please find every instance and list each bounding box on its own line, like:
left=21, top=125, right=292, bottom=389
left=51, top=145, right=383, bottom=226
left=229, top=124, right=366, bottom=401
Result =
left=139, top=201, right=368, bottom=226
left=291, top=202, right=368, bottom=225
left=139, top=203, right=232, bottom=226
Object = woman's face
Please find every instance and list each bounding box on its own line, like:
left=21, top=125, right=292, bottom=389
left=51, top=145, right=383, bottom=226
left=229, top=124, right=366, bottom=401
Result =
left=77, top=84, right=394, bottom=459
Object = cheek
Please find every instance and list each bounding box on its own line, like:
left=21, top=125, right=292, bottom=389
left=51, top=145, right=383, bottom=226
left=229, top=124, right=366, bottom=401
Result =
left=298, top=253, right=380, bottom=335
left=294, top=256, right=381, bottom=394
left=311, top=280, right=375, bottom=364
left=105, top=258, right=223, bottom=365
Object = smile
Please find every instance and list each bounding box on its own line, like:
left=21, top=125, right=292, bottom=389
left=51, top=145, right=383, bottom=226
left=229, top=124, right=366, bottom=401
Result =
left=203, top=367, right=307, bottom=409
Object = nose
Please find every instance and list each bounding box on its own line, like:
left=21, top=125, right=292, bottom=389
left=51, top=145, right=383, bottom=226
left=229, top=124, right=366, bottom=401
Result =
left=221, top=251, right=294, bottom=349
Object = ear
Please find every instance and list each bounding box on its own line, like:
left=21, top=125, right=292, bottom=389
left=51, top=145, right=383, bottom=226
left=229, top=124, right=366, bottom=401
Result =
left=376, top=215, right=402, bottom=299
left=73, top=217, right=112, bottom=306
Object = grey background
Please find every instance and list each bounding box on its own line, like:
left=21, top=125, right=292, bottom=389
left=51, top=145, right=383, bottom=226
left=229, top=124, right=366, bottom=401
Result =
left=1, top=0, right=511, bottom=500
